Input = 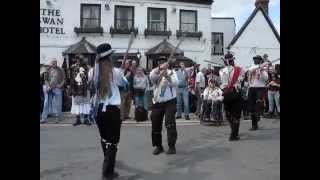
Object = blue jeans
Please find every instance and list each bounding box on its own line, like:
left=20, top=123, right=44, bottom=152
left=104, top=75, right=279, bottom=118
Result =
left=176, top=88, right=189, bottom=116
left=41, top=88, right=63, bottom=120
left=268, top=90, right=280, bottom=113
left=134, top=93, right=148, bottom=111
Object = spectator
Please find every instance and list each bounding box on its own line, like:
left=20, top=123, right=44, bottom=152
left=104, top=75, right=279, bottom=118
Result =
left=188, top=64, right=199, bottom=113
left=205, top=63, right=214, bottom=87
left=241, top=71, right=250, bottom=120
left=195, top=67, right=206, bottom=116
left=87, top=64, right=96, bottom=123
left=175, top=62, right=190, bottom=120
left=202, top=78, right=224, bottom=125
left=266, top=72, right=280, bottom=118
left=120, top=60, right=134, bottom=121
left=41, top=59, right=65, bottom=123
left=133, top=67, right=149, bottom=112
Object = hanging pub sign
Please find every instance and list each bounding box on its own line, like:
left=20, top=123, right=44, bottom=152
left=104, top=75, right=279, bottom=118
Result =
left=40, top=8, right=65, bottom=35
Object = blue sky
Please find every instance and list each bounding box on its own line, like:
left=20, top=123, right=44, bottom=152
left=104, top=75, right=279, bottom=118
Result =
left=211, top=0, right=280, bottom=33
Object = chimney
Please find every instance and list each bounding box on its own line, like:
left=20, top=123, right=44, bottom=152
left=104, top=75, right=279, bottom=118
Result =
left=255, top=0, right=269, bottom=15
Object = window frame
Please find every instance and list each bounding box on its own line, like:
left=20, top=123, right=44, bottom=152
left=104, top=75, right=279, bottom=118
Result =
left=147, top=7, right=167, bottom=32
left=114, top=5, right=135, bottom=30
left=212, top=32, right=224, bottom=55
left=80, top=4, right=101, bottom=28
left=179, top=10, right=197, bottom=32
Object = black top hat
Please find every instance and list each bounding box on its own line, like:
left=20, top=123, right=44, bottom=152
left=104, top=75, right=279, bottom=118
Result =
left=253, top=55, right=263, bottom=60
left=96, top=43, right=115, bottom=60
left=224, top=52, right=234, bottom=60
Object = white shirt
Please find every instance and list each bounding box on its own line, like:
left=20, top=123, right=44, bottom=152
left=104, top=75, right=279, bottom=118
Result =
left=219, top=65, right=244, bottom=90
left=203, top=87, right=224, bottom=102
left=248, top=68, right=269, bottom=88
left=150, top=69, right=178, bottom=103
left=196, top=72, right=205, bottom=88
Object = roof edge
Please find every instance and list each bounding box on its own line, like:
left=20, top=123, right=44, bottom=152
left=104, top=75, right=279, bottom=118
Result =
left=227, top=7, right=280, bottom=49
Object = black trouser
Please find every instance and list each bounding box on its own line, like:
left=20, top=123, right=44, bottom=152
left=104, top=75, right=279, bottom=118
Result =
left=151, top=98, right=177, bottom=147
left=248, top=87, right=266, bottom=128
left=223, top=92, right=242, bottom=138
left=242, top=99, right=249, bottom=117
left=96, top=104, right=121, bottom=177
left=96, top=104, right=122, bottom=144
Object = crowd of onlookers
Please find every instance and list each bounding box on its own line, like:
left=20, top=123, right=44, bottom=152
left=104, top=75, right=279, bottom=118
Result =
left=40, top=55, right=280, bottom=125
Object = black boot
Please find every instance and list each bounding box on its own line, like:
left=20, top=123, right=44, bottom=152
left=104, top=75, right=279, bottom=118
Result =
left=83, top=115, right=92, bottom=126
left=166, top=146, right=176, bottom=155
left=153, top=146, right=164, bottom=155
left=229, top=121, right=236, bottom=141
left=101, top=142, right=119, bottom=180
left=249, top=115, right=258, bottom=131
left=234, top=121, right=240, bottom=140
left=73, top=115, right=82, bottom=126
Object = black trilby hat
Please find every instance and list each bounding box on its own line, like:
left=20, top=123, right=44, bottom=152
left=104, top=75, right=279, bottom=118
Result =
left=96, top=43, right=115, bottom=60
left=253, top=55, right=263, bottom=60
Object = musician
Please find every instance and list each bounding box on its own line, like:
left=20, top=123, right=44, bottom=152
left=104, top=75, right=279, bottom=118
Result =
left=93, top=43, right=126, bottom=180
left=40, top=59, right=65, bottom=123
left=220, top=52, right=244, bottom=141
left=247, top=55, right=269, bottom=130
left=149, top=58, right=179, bottom=155
left=70, top=55, right=92, bottom=126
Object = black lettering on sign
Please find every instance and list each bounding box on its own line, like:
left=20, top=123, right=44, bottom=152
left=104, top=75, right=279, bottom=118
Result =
left=56, top=10, right=61, bottom=16
left=49, top=18, right=56, bottom=25
left=49, top=27, right=55, bottom=34
left=47, top=9, right=55, bottom=16
left=40, top=27, right=49, bottom=33
left=56, top=18, right=64, bottom=25
left=42, top=17, right=50, bottom=24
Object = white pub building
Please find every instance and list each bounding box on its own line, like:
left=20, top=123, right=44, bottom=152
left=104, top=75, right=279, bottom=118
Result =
left=40, top=0, right=236, bottom=70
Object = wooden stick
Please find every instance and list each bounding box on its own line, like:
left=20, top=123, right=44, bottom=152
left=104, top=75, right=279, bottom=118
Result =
left=121, top=32, right=135, bottom=68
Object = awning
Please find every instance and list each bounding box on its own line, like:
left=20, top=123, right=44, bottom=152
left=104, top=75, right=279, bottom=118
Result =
left=145, top=39, right=184, bottom=57
left=62, top=37, right=96, bottom=55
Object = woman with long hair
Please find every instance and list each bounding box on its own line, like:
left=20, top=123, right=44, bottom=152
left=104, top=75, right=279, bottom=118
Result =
left=93, top=43, right=127, bottom=180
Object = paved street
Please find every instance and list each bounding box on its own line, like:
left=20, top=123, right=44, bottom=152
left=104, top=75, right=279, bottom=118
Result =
left=40, top=118, right=280, bottom=180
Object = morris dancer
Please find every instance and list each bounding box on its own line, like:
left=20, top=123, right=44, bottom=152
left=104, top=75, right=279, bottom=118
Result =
left=149, top=58, right=179, bottom=155
left=93, top=43, right=126, bottom=180
left=220, top=52, right=244, bottom=141
left=247, top=55, right=269, bottom=130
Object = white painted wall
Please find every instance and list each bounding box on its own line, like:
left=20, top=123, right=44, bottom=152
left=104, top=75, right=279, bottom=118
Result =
left=210, top=18, right=236, bottom=65
left=229, top=10, right=280, bottom=69
left=40, top=0, right=212, bottom=68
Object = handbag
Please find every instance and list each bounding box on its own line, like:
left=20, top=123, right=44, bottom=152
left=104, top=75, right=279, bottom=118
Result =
left=223, top=67, right=241, bottom=103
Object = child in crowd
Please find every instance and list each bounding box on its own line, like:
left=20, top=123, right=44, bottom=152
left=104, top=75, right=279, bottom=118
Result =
left=202, top=78, right=224, bottom=125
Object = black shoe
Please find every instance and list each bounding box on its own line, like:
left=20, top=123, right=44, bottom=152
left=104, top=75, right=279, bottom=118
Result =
left=166, top=146, right=176, bottom=154
left=153, top=146, right=164, bottom=155
left=73, top=118, right=82, bottom=126
left=249, top=126, right=258, bottom=131
left=229, top=135, right=240, bottom=141
left=83, top=119, right=92, bottom=126
left=176, top=115, right=182, bottom=119
left=185, top=115, right=190, bottom=120
left=102, top=172, right=119, bottom=180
